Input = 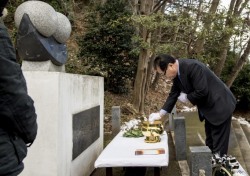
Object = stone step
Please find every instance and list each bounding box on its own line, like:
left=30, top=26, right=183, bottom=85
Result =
left=241, top=123, right=250, bottom=145
left=176, top=112, right=250, bottom=175
left=178, top=160, right=190, bottom=176
left=228, top=121, right=247, bottom=172
left=231, top=120, right=250, bottom=174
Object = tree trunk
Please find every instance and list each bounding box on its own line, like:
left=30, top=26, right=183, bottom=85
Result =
left=188, top=0, right=203, bottom=57
left=132, top=0, right=171, bottom=114
left=132, top=0, right=154, bottom=114
left=214, top=35, right=231, bottom=76
left=193, top=0, right=220, bottom=55
left=129, top=0, right=139, bottom=15
left=214, top=0, right=249, bottom=76
left=151, top=72, right=160, bottom=90
left=226, top=38, right=250, bottom=87
left=213, top=0, right=235, bottom=76
left=145, top=53, right=155, bottom=93
left=148, top=1, right=167, bottom=91
left=133, top=48, right=150, bottom=114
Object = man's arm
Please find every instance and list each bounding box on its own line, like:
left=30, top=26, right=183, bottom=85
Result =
left=161, top=79, right=180, bottom=113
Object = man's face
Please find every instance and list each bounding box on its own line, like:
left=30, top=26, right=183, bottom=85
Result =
left=156, top=63, right=178, bottom=80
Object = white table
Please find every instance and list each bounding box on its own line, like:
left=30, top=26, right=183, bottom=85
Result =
left=95, top=131, right=169, bottom=176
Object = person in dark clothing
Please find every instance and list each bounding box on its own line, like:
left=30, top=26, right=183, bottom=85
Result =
left=149, top=54, right=236, bottom=156
left=0, top=2, right=38, bottom=175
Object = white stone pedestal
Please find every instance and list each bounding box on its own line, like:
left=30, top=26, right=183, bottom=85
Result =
left=20, top=71, right=104, bottom=176
left=22, top=60, right=65, bottom=72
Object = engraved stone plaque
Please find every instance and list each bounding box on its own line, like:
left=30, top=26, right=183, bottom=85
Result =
left=72, top=106, right=100, bottom=160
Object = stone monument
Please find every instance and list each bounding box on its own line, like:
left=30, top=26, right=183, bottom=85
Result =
left=15, top=1, right=104, bottom=176
left=15, top=0, right=71, bottom=72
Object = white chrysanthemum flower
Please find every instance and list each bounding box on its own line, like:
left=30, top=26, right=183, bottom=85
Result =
left=120, top=118, right=144, bottom=133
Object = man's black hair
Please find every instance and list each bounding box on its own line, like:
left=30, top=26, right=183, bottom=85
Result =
left=153, top=54, right=176, bottom=71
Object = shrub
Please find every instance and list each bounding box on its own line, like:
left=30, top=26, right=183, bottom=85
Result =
left=78, top=0, right=138, bottom=93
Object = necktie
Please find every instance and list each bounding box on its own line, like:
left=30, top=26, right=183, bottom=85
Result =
left=178, top=74, right=183, bottom=85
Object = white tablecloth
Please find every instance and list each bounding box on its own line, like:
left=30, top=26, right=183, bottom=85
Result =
left=95, top=131, right=169, bottom=168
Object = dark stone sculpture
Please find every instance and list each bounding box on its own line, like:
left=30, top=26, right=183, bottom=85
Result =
left=16, top=13, right=67, bottom=66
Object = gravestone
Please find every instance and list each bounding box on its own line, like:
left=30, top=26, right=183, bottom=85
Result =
left=168, top=105, right=177, bottom=131
left=112, top=106, right=121, bottom=137
left=174, top=116, right=187, bottom=160
left=190, top=146, right=212, bottom=176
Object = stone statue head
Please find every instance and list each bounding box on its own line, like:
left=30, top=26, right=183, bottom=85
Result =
left=15, top=1, right=72, bottom=66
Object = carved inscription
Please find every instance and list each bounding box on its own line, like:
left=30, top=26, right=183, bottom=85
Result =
left=72, top=106, right=100, bottom=160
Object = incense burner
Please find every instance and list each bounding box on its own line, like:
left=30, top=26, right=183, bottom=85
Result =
left=141, top=120, right=163, bottom=143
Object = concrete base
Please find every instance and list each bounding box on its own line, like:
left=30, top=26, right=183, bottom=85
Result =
left=20, top=72, right=104, bottom=176
left=22, top=60, right=65, bottom=72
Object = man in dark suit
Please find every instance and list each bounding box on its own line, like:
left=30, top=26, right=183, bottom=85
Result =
left=149, top=54, right=236, bottom=156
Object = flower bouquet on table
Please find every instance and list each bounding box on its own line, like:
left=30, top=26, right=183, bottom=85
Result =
left=121, top=118, right=144, bottom=138
left=121, top=117, right=164, bottom=143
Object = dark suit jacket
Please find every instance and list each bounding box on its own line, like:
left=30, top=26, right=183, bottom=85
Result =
left=162, top=59, right=236, bottom=126
left=0, top=23, right=37, bottom=175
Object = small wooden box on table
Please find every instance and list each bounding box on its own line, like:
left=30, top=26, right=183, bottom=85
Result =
left=94, top=131, right=169, bottom=176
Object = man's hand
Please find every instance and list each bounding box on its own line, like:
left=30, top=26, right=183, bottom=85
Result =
left=148, top=113, right=161, bottom=124
left=178, top=92, right=189, bottom=103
